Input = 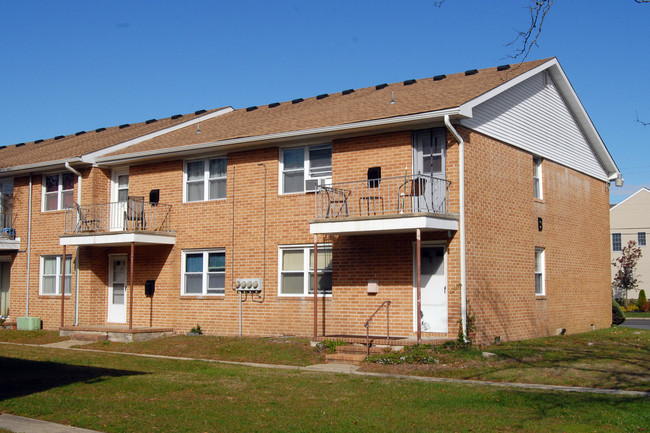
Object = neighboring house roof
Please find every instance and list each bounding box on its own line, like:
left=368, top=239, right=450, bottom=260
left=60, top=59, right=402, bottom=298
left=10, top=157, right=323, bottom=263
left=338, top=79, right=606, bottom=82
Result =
left=610, top=187, right=650, bottom=212
left=0, top=109, right=225, bottom=174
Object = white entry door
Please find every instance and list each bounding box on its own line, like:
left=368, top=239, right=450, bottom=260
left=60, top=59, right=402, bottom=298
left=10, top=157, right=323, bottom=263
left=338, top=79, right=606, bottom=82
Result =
left=110, top=171, right=129, bottom=231
left=413, top=245, right=448, bottom=333
left=108, top=255, right=127, bottom=323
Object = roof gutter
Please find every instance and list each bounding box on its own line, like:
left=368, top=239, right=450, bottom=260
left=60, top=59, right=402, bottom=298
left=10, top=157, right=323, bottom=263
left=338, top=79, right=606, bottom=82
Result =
left=95, top=108, right=467, bottom=165
left=0, top=157, right=85, bottom=177
left=444, top=114, right=467, bottom=342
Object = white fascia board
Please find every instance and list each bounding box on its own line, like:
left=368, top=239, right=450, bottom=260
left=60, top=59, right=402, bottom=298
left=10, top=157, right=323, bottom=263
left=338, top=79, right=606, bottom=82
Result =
left=0, top=157, right=84, bottom=176
left=610, top=187, right=650, bottom=212
left=60, top=232, right=176, bottom=246
left=95, top=108, right=465, bottom=165
left=82, top=107, right=234, bottom=163
left=310, top=216, right=459, bottom=235
left=461, top=58, right=620, bottom=179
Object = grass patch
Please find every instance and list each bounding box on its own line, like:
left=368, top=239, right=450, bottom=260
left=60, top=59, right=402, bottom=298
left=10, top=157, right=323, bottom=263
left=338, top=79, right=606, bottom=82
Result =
left=83, top=335, right=325, bottom=366
left=363, top=328, right=650, bottom=391
left=0, top=330, right=68, bottom=345
left=0, top=345, right=648, bottom=432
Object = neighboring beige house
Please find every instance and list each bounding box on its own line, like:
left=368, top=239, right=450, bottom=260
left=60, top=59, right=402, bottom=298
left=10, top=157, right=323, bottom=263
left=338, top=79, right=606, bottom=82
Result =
left=610, top=188, right=650, bottom=301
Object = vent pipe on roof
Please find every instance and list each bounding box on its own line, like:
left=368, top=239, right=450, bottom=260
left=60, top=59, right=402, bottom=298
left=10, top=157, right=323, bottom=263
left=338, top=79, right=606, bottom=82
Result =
left=444, top=115, right=467, bottom=343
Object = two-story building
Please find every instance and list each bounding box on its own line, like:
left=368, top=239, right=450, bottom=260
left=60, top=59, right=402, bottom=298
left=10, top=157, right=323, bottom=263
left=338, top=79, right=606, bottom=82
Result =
left=0, top=57, right=621, bottom=345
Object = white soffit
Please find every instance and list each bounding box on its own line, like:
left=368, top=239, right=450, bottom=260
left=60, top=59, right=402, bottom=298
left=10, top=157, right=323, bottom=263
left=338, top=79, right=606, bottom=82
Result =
left=310, top=216, right=459, bottom=235
left=60, top=233, right=176, bottom=246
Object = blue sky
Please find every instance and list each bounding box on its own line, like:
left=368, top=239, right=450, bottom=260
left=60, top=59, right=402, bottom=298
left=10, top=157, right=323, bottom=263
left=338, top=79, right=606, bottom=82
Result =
left=1, top=0, right=648, bottom=202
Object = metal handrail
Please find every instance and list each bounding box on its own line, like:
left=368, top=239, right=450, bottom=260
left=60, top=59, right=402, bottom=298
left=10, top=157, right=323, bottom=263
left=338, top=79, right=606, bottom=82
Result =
left=315, top=174, right=451, bottom=219
left=63, top=201, right=173, bottom=234
left=364, top=300, right=392, bottom=357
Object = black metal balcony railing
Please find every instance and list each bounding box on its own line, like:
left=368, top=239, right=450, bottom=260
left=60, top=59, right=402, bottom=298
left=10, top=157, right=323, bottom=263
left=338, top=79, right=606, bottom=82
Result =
left=63, top=200, right=172, bottom=234
left=315, top=174, right=451, bottom=219
left=0, top=213, right=16, bottom=239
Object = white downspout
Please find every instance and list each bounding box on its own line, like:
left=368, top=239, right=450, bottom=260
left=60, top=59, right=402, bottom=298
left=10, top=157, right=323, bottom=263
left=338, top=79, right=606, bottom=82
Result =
left=26, top=174, right=33, bottom=316
left=64, top=162, right=82, bottom=326
left=444, top=115, right=467, bottom=341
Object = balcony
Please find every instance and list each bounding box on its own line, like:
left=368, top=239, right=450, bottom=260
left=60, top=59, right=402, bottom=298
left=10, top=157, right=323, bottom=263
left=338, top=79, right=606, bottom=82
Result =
left=310, top=174, right=458, bottom=235
left=60, top=198, right=175, bottom=247
left=0, top=213, right=19, bottom=251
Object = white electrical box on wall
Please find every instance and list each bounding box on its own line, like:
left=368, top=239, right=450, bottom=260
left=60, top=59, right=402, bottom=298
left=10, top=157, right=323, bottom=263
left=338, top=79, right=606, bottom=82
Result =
left=234, top=278, right=263, bottom=292
left=367, top=280, right=378, bottom=294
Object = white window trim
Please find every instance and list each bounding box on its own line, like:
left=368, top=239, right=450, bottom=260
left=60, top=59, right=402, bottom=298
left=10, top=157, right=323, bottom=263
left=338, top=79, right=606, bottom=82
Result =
left=612, top=233, right=622, bottom=252
left=39, top=255, right=72, bottom=295
left=278, top=144, right=332, bottom=195
left=533, top=156, right=543, bottom=200
left=638, top=232, right=646, bottom=247
left=535, top=247, right=545, bottom=296
left=42, top=172, right=75, bottom=212
left=278, top=244, right=332, bottom=297
left=180, top=249, right=226, bottom=296
left=183, top=157, right=227, bottom=203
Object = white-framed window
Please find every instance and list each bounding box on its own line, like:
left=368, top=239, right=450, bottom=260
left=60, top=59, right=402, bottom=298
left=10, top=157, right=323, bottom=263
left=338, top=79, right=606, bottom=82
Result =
left=184, top=158, right=227, bottom=202
left=279, top=245, right=332, bottom=296
left=638, top=232, right=646, bottom=247
left=43, top=173, right=75, bottom=211
left=535, top=247, right=545, bottom=296
left=40, top=255, right=72, bottom=295
left=280, top=144, right=332, bottom=194
left=181, top=250, right=226, bottom=295
left=533, top=157, right=543, bottom=199
left=612, top=233, right=622, bottom=251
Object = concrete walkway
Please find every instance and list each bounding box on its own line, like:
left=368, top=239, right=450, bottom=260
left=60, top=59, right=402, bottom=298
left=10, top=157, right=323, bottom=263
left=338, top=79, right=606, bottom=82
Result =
left=0, top=414, right=102, bottom=433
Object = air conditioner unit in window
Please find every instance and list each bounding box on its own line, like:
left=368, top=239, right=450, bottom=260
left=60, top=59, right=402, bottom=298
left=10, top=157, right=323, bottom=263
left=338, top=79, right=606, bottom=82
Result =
left=305, top=177, right=331, bottom=192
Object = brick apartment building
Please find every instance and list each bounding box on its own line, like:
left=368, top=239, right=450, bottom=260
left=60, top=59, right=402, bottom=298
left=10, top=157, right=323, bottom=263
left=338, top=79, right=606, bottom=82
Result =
left=0, top=57, right=622, bottom=345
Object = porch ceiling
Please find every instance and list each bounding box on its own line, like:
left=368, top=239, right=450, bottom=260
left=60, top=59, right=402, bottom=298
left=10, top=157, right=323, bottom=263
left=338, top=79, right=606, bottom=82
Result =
left=0, top=238, right=20, bottom=251
left=309, top=214, right=459, bottom=236
left=59, top=231, right=176, bottom=247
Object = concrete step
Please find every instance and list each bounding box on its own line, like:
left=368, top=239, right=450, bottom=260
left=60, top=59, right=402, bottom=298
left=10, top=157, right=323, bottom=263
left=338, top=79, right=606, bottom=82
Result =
left=325, top=352, right=367, bottom=365
left=68, top=332, right=108, bottom=342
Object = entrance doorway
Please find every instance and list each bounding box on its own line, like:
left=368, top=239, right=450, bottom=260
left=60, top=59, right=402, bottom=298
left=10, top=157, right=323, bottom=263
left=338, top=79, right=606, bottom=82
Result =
left=108, top=255, right=127, bottom=323
left=413, top=245, right=448, bottom=333
left=0, top=261, right=10, bottom=317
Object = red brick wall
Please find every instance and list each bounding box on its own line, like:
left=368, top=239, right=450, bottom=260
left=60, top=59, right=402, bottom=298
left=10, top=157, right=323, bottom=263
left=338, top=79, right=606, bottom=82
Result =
left=462, top=127, right=611, bottom=343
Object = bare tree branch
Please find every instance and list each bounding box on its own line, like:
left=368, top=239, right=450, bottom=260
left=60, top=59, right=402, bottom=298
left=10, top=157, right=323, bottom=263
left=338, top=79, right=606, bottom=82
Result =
left=636, top=111, right=650, bottom=126
left=505, top=0, right=554, bottom=62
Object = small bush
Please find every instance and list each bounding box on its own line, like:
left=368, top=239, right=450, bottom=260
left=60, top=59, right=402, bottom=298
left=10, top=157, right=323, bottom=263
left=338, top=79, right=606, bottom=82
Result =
left=637, top=290, right=647, bottom=310
left=189, top=325, right=203, bottom=335
left=623, top=303, right=639, bottom=312
left=641, top=301, right=650, bottom=312
left=612, top=299, right=626, bottom=325
left=368, top=344, right=438, bottom=365
left=319, top=339, right=346, bottom=353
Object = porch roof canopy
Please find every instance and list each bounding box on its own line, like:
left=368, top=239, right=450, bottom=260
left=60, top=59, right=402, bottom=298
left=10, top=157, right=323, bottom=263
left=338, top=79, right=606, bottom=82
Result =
left=60, top=231, right=176, bottom=247
left=309, top=214, right=458, bottom=236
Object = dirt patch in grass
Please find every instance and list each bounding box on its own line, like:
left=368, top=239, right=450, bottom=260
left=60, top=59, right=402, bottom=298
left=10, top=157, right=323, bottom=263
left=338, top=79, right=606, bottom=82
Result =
left=82, top=335, right=325, bottom=366
left=361, top=328, right=650, bottom=391
left=0, top=330, right=68, bottom=345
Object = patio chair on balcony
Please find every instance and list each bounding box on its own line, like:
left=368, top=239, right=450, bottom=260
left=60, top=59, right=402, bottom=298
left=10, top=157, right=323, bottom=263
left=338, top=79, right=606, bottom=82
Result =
left=124, top=196, right=146, bottom=230
left=323, top=186, right=351, bottom=218
left=359, top=166, right=384, bottom=215
left=74, top=202, right=100, bottom=232
left=398, top=176, right=426, bottom=213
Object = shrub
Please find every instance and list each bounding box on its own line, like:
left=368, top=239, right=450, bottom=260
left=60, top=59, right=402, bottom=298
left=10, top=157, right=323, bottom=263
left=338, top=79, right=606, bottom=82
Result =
left=641, top=301, right=650, bottom=312
left=637, top=290, right=647, bottom=310
left=612, top=299, right=626, bottom=325
left=624, top=303, right=639, bottom=312
left=368, top=344, right=438, bottom=365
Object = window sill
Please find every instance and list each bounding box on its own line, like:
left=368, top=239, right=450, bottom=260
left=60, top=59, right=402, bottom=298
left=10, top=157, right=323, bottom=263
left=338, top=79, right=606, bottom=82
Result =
left=39, top=295, right=72, bottom=299
left=535, top=295, right=547, bottom=300
left=277, top=295, right=332, bottom=299
left=179, top=295, right=226, bottom=300
left=182, top=198, right=227, bottom=205
left=533, top=198, right=545, bottom=204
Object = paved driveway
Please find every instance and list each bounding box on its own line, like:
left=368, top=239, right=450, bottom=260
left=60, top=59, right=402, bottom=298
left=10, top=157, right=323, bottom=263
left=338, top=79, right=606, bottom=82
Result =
left=621, top=318, right=650, bottom=330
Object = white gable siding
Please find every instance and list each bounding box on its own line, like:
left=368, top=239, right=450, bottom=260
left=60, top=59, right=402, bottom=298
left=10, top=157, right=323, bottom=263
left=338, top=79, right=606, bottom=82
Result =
left=460, top=71, right=608, bottom=181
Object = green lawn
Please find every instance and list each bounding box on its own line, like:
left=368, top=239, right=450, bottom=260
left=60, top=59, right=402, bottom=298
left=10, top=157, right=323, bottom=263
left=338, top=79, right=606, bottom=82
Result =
left=365, top=328, right=650, bottom=392
left=0, top=345, right=648, bottom=433
left=83, top=334, right=325, bottom=366
left=625, top=311, right=650, bottom=318
left=0, top=329, right=68, bottom=345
